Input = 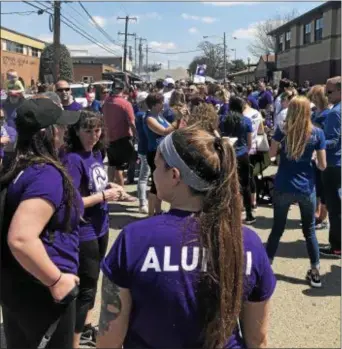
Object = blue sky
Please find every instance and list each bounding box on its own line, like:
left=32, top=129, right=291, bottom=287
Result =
left=1, top=1, right=322, bottom=69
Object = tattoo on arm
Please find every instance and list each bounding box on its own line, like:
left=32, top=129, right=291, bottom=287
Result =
left=99, top=276, right=122, bottom=337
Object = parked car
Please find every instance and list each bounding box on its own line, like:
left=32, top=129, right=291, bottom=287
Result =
left=70, top=82, right=89, bottom=108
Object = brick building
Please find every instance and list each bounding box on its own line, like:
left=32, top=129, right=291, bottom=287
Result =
left=268, top=1, right=341, bottom=84
left=73, top=62, right=117, bottom=83
left=0, top=26, right=46, bottom=88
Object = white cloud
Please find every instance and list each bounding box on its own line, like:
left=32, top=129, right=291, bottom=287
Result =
left=181, top=13, right=217, bottom=24
left=67, top=43, right=123, bottom=57
left=37, top=34, right=53, bottom=43
left=202, top=1, right=260, bottom=6
left=90, top=16, right=107, bottom=28
left=149, top=41, right=177, bottom=52
left=232, top=22, right=260, bottom=39
left=129, top=12, right=162, bottom=23
left=189, top=27, right=199, bottom=34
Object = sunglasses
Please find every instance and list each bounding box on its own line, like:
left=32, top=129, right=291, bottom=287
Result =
left=57, top=88, right=71, bottom=92
left=326, top=90, right=334, bottom=95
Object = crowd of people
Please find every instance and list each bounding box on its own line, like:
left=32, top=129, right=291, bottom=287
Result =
left=0, top=68, right=340, bottom=349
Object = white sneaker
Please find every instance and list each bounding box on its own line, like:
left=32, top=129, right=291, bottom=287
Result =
left=139, top=205, right=148, bottom=214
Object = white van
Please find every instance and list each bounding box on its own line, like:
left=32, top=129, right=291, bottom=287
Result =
left=70, top=83, right=89, bottom=108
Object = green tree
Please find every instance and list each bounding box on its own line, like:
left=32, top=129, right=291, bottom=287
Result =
left=39, top=44, right=74, bottom=83
left=230, top=59, right=247, bottom=73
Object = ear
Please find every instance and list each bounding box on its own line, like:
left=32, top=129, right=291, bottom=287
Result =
left=172, top=167, right=181, bottom=183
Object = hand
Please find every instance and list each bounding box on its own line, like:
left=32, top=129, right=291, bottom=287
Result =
left=0, top=136, right=10, bottom=145
left=107, top=182, right=123, bottom=191
left=49, top=273, right=79, bottom=302
left=104, top=187, right=123, bottom=201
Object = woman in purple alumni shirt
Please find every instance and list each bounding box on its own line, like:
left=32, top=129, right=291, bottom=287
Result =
left=0, top=97, right=83, bottom=348
left=98, top=126, right=276, bottom=348
left=63, top=110, right=124, bottom=347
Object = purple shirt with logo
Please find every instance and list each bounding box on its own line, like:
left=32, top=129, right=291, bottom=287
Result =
left=101, top=209, right=276, bottom=348
left=6, top=164, right=84, bottom=275
left=63, top=151, right=109, bottom=241
left=64, top=101, right=83, bottom=111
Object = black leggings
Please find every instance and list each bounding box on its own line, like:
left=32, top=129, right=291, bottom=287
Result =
left=2, top=279, right=75, bottom=348
left=147, top=150, right=157, bottom=195
left=237, top=153, right=252, bottom=216
left=75, top=233, right=109, bottom=333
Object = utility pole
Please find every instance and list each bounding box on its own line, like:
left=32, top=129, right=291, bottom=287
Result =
left=145, top=43, right=148, bottom=72
left=138, top=37, right=147, bottom=74
left=223, top=31, right=227, bottom=84
left=117, top=15, right=137, bottom=72
left=168, top=60, right=170, bottom=70
left=53, top=1, right=61, bottom=82
left=134, top=34, right=138, bottom=72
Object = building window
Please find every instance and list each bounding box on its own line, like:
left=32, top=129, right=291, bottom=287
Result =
left=304, top=23, right=311, bottom=44
left=31, top=47, right=39, bottom=57
left=315, top=17, right=323, bottom=41
left=82, top=76, right=94, bottom=83
left=285, top=31, right=291, bottom=49
left=1, top=40, right=6, bottom=51
left=278, top=35, right=283, bottom=52
left=5, top=40, right=24, bottom=54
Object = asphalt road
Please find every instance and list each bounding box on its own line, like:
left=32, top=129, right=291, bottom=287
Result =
left=1, top=182, right=340, bottom=348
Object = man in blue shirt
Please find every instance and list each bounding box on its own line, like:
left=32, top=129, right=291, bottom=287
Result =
left=320, top=76, right=341, bottom=258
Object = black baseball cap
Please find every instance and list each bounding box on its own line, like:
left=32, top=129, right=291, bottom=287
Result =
left=16, top=98, right=80, bottom=134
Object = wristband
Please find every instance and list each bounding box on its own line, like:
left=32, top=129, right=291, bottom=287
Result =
left=48, top=272, right=62, bottom=288
left=102, top=191, right=106, bottom=202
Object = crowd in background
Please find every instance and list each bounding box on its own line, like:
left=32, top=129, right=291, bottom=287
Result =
left=0, top=67, right=340, bottom=349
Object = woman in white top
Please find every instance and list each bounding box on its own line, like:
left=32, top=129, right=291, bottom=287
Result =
left=243, top=98, right=264, bottom=209
left=274, top=91, right=295, bottom=131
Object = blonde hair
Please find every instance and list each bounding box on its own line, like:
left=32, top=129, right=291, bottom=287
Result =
left=215, top=88, right=229, bottom=103
left=187, top=103, right=218, bottom=133
left=169, top=89, right=186, bottom=107
left=307, top=85, right=328, bottom=111
left=284, top=96, right=313, bottom=161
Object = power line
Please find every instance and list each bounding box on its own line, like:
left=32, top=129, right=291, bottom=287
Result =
left=78, top=2, right=122, bottom=48
left=23, top=1, right=122, bottom=56
left=1, top=10, right=42, bottom=15
left=148, top=49, right=202, bottom=54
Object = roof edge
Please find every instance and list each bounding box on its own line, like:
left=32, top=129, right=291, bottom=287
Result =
left=268, top=1, right=339, bottom=36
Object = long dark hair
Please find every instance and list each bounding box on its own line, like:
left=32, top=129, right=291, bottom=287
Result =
left=66, top=110, right=106, bottom=153
left=0, top=98, right=77, bottom=232
left=223, top=96, right=246, bottom=137
left=170, top=126, right=243, bottom=349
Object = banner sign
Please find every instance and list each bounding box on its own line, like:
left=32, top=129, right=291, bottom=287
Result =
left=194, top=64, right=206, bottom=84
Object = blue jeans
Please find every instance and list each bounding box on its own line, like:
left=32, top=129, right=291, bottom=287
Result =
left=137, top=154, right=150, bottom=207
left=266, top=190, right=320, bottom=269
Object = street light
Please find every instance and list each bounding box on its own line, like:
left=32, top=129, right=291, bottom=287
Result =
left=202, top=34, right=237, bottom=83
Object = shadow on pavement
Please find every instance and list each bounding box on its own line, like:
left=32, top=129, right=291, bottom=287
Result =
left=302, top=265, right=341, bottom=297
left=251, top=215, right=299, bottom=231
left=109, top=214, right=142, bottom=230
left=275, top=265, right=341, bottom=297
left=266, top=239, right=312, bottom=260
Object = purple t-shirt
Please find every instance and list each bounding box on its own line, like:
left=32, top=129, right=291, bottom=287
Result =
left=63, top=151, right=109, bottom=241
left=257, top=91, right=273, bottom=110
left=64, top=101, right=83, bottom=111
left=5, top=164, right=83, bottom=275
left=101, top=209, right=276, bottom=348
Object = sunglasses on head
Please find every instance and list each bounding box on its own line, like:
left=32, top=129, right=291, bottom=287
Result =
left=57, top=88, right=70, bottom=92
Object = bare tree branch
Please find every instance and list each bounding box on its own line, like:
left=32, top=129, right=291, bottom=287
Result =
left=248, top=9, right=299, bottom=58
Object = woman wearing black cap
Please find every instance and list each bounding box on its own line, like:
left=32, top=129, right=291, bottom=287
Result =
left=0, top=96, right=84, bottom=348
